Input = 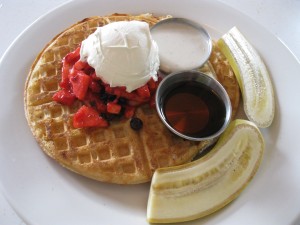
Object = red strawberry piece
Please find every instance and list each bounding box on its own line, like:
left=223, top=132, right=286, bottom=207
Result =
left=147, top=78, right=157, bottom=93
left=69, top=71, right=91, bottom=100
left=60, top=58, right=72, bottom=90
left=124, top=105, right=135, bottom=118
left=96, top=101, right=107, bottom=113
left=60, top=47, right=83, bottom=90
left=52, top=89, right=76, bottom=106
left=136, top=84, right=151, bottom=98
left=117, top=90, right=149, bottom=104
left=107, top=102, right=122, bottom=114
left=89, top=80, right=101, bottom=93
left=74, top=60, right=89, bottom=70
left=127, top=100, right=143, bottom=107
left=149, top=93, right=156, bottom=108
left=90, top=72, right=100, bottom=81
left=74, top=60, right=94, bottom=75
left=105, top=86, right=127, bottom=97
left=73, top=105, right=108, bottom=128
left=64, top=46, right=80, bottom=64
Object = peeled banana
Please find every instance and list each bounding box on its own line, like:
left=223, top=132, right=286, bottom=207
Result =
left=147, top=119, right=264, bottom=223
left=217, top=27, right=275, bottom=128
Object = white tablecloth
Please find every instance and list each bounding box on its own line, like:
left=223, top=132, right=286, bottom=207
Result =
left=0, top=0, right=299, bottom=224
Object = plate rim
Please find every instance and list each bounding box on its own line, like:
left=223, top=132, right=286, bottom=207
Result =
left=1, top=0, right=300, bottom=225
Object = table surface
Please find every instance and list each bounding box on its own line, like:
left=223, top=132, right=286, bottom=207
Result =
left=0, top=0, right=299, bottom=224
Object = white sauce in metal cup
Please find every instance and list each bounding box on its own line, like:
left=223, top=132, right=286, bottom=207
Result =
left=151, top=18, right=212, bottom=74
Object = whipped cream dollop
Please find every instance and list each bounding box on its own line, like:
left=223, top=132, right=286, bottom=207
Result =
left=80, top=21, right=160, bottom=92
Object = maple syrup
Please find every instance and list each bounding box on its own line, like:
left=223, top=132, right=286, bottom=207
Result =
left=163, top=81, right=226, bottom=138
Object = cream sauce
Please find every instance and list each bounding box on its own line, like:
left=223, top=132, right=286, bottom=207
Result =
left=151, top=20, right=211, bottom=73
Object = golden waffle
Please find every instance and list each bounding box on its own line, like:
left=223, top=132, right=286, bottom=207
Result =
left=198, top=61, right=217, bottom=79
left=209, top=42, right=240, bottom=118
left=24, top=13, right=240, bottom=184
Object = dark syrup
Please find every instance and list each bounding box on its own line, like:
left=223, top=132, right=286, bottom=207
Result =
left=163, top=81, right=226, bottom=137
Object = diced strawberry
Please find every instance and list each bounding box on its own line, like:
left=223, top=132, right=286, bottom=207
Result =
left=89, top=80, right=101, bottom=93
left=83, top=90, right=95, bottom=102
left=82, top=92, right=106, bottom=113
left=96, top=101, right=107, bottom=113
left=113, top=89, right=149, bottom=104
left=64, top=47, right=80, bottom=64
left=105, top=86, right=127, bottom=98
left=90, top=72, right=100, bottom=81
left=74, top=60, right=94, bottom=75
left=147, top=78, right=157, bottom=93
left=74, top=60, right=88, bottom=70
left=149, top=93, right=156, bottom=108
left=127, top=100, right=144, bottom=107
left=124, top=105, right=135, bottom=119
left=69, top=71, right=91, bottom=100
left=73, top=106, right=108, bottom=128
left=136, top=84, right=151, bottom=98
left=52, top=89, right=76, bottom=106
left=60, top=59, right=72, bottom=89
left=60, top=47, right=81, bottom=90
left=107, top=102, right=122, bottom=114
left=56, top=45, right=161, bottom=127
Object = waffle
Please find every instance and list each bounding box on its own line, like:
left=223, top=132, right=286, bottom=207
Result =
left=198, top=61, right=217, bottom=79
left=24, top=13, right=240, bottom=184
left=209, top=42, right=240, bottom=117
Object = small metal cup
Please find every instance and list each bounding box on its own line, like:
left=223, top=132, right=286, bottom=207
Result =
left=150, top=17, right=212, bottom=74
left=155, top=71, right=232, bottom=141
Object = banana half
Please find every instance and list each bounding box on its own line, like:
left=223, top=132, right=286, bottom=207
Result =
left=147, top=119, right=264, bottom=223
left=217, top=27, right=275, bottom=128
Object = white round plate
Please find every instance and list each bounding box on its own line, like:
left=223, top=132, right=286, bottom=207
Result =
left=0, top=0, right=300, bottom=225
